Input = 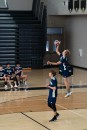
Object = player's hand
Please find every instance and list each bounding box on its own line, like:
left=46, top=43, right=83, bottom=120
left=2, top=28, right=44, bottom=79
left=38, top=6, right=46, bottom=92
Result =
left=54, top=40, right=61, bottom=47
left=45, top=84, right=49, bottom=87
left=47, top=61, right=51, bottom=65
left=47, top=85, right=50, bottom=89
left=57, top=41, right=61, bottom=47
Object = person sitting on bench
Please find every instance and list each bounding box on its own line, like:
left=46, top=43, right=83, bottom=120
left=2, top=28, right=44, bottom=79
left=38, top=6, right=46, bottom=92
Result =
left=0, top=65, right=7, bottom=90
left=15, top=63, right=28, bottom=86
left=4, top=63, right=18, bottom=90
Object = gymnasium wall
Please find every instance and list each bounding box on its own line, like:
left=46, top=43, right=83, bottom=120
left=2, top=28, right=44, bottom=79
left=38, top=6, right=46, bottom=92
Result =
left=47, top=0, right=87, bottom=15
left=47, top=15, right=87, bottom=68
left=47, top=16, right=66, bottom=28
left=65, top=16, right=87, bottom=68
left=46, top=16, right=65, bottom=63
left=6, top=0, right=33, bottom=10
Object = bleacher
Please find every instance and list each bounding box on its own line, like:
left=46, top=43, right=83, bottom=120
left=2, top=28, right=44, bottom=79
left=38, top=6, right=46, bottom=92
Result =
left=0, top=0, right=47, bottom=68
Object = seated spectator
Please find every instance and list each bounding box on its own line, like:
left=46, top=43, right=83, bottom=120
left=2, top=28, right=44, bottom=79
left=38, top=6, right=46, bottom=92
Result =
left=4, top=63, right=18, bottom=90
left=15, top=63, right=28, bottom=86
left=0, top=65, right=7, bottom=90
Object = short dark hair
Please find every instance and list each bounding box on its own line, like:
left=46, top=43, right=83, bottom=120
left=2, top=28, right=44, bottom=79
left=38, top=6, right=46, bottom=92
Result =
left=16, top=63, right=20, bottom=65
left=6, top=63, right=10, bottom=66
left=50, top=70, right=56, bottom=76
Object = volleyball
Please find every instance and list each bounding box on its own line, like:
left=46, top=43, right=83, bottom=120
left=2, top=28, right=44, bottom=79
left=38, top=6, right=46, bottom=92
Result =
left=54, top=40, right=61, bottom=47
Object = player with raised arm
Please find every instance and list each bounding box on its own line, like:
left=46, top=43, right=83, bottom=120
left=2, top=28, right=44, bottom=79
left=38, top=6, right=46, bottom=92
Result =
left=47, top=40, right=73, bottom=98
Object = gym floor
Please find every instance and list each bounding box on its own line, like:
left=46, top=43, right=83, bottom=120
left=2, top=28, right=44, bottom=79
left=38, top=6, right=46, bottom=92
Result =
left=0, top=68, right=87, bottom=130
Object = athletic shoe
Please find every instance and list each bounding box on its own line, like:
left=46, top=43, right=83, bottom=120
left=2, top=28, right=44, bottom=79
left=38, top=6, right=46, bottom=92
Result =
left=69, top=91, right=72, bottom=95
left=14, top=84, right=18, bottom=88
left=11, top=85, right=13, bottom=88
left=4, top=85, right=8, bottom=90
left=49, top=116, right=57, bottom=122
left=56, top=113, right=60, bottom=119
left=24, top=81, right=27, bottom=86
left=64, top=92, right=72, bottom=98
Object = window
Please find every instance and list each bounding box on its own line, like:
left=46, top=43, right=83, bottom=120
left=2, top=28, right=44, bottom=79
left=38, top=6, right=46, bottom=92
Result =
left=47, top=27, right=64, bottom=53
left=46, top=41, right=49, bottom=52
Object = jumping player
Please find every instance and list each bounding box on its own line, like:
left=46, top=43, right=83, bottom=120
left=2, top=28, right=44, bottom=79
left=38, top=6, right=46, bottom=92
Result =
left=46, top=70, right=59, bottom=122
left=47, top=40, right=73, bottom=98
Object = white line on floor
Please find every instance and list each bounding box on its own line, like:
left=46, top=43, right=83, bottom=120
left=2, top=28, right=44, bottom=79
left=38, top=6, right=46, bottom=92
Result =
left=56, top=103, right=87, bottom=119
left=44, top=99, right=87, bottom=119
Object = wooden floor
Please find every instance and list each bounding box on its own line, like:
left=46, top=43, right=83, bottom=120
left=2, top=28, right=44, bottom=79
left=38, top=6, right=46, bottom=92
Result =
left=0, top=68, right=87, bottom=130
left=0, top=92, right=87, bottom=115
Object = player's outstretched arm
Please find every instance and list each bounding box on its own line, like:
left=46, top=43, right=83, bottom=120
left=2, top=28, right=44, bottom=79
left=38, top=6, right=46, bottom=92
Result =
left=54, top=40, right=61, bottom=56
left=47, top=85, right=56, bottom=90
left=56, top=45, right=61, bottom=56
left=47, top=61, right=61, bottom=66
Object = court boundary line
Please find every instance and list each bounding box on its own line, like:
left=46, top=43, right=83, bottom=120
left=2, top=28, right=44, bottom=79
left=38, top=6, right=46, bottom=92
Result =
left=43, top=99, right=87, bottom=119
left=0, top=94, right=87, bottom=118
left=21, top=112, right=51, bottom=130
left=56, top=103, right=87, bottom=119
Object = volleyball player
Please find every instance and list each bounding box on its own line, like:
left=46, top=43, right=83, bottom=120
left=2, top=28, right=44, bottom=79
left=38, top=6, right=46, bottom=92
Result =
left=15, top=63, right=28, bottom=86
left=0, top=65, right=7, bottom=90
left=46, top=70, right=59, bottom=122
left=47, top=41, right=72, bottom=98
left=4, top=63, right=18, bottom=89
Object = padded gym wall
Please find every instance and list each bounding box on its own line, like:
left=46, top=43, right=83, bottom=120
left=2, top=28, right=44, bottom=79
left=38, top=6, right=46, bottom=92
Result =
left=47, top=15, right=87, bottom=68
left=47, top=0, right=87, bottom=15
left=65, top=16, right=87, bottom=68
left=6, top=0, right=33, bottom=10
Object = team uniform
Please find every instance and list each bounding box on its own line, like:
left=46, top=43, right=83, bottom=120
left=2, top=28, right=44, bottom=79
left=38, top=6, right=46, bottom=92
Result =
left=15, top=66, right=22, bottom=76
left=48, top=77, right=58, bottom=112
left=4, top=67, right=14, bottom=78
left=59, top=54, right=73, bottom=78
left=0, top=69, right=5, bottom=79
left=15, top=65, right=28, bottom=87
left=4, top=67, right=18, bottom=89
left=0, top=68, right=7, bottom=89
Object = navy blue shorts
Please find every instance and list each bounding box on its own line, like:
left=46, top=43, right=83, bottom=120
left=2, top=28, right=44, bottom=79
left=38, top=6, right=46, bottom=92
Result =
left=62, top=70, right=70, bottom=78
left=59, top=66, right=73, bottom=78
left=48, top=97, right=57, bottom=104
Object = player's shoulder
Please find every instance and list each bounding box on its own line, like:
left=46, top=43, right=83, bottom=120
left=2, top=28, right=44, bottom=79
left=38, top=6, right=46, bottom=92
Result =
left=52, top=77, right=57, bottom=81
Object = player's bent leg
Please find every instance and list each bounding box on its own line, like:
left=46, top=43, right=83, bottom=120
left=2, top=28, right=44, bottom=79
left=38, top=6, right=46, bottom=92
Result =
left=21, top=75, right=28, bottom=86
left=64, top=77, right=72, bottom=97
left=3, top=76, right=8, bottom=90
left=7, top=76, right=14, bottom=89
left=0, top=77, right=8, bottom=90
left=12, top=76, right=18, bottom=88
left=16, top=75, right=20, bottom=86
left=48, top=102, right=59, bottom=122
left=3, top=77, right=8, bottom=90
